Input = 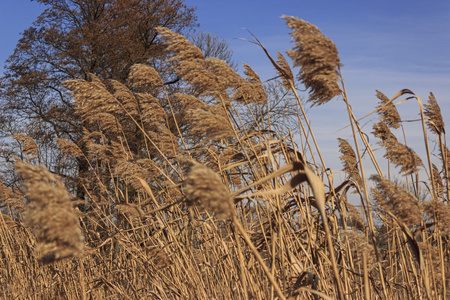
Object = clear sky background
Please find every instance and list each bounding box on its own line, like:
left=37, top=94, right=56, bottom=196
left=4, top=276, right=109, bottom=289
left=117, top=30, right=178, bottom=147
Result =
left=1, top=0, right=449, bottom=177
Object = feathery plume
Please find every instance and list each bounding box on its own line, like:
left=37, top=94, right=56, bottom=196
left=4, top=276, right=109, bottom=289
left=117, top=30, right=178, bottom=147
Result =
left=184, top=162, right=234, bottom=219
left=337, top=138, right=362, bottom=188
left=114, top=160, right=157, bottom=192
left=174, top=93, right=209, bottom=111
left=345, top=202, right=366, bottom=231
left=373, top=121, right=422, bottom=175
left=136, top=93, right=166, bottom=127
left=343, top=231, right=375, bottom=269
left=205, top=57, right=240, bottom=89
left=54, top=138, right=83, bottom=157
left=424, top=92, right=445, bottom=135
left=128, top=64, right=164, bottom=90
left=109, top=79, right=139, bottom=117
left=275, top=52, right=295, bottom=90
left=62, top=78, right=120, bottom=122
left=83, top=132, right=129, bottom=162
left=431, top=164, right=444, bottom=197
left=384, top=139, right=423, bottom=175
left=15, top=161, right=84, bottom=264
left=156, top=27, right=204, bottom=61
left=96, top=112, right=123, bottom=133
left=283, top=16, right=342, bottom=106
left=233, top=63, right=267, bottom=104
left=375, top=90, right=401, bottom=129
left=371, top=175, right=422, bottom=225
left=156, top=27, right=216, bottom=95
left=423, top=199, right=450, bottom=235
left=12, top=134, right=39, bottom=157
left=147, top=124, right=179, bottom=156
left=372, top=121, right=397, bottom=142
left=0, top=178, right=24, bottom=212
left=184, top=108, right=234, bottom=140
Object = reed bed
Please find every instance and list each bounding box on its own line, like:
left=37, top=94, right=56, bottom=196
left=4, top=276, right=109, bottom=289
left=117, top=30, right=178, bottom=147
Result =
left=0, top=16, right=448, bottom=299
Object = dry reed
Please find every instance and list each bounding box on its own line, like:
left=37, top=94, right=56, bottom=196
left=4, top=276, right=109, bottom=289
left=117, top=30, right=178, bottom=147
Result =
left=1, top=16, right=448, bottom=300
left=15, top=160, right=83, bottom=264
left=184, top=161, right=234, bottom=219
left=283, top=15, right=342, bottom=105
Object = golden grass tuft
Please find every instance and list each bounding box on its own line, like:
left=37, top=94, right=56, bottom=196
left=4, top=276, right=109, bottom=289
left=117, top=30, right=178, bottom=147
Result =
left=184, top=161, right=234, bottom=220
left=371, top=175, right=422, bottom=225
left=375, top=90, right=401, bottom=129
left=424, top=92, right=445, bottom=135
left=373, top=121, right=423, bottom=175
left=128, top=64, right=164, bottom=90
left=2, top=18, right=449, bottom=300
left=54, top=138, right=83, bottom=158
left=283, top=15, right=342, bottom=105
left=233, top=63, right=267, bottom=104
left=184, top=108, right=234, bottom=140
left=338, top=138, right=362, bottom=188
left=15, top=160, right=83, bottom=264
left=11, top=134, right=39, bottom=158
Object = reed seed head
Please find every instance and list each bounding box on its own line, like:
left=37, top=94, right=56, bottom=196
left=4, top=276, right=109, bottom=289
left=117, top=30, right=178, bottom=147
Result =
left=54, top=138, right=83, bottom=157
left=12, top=134, right=39, bottom=158
left=283, top=15, right=342, bottom=106
left=375, top=90, right=401, bottom=129
left=372, top=121, right=397, bottom=142
left=371, top=175, right=422, bottom=225
left=128, top=64, right=164, bottom=90
left=424, top=92, right=445, bottom=135
left=184, top=108, right=234, bottom=140
left=184, top=162, right=234, bottom=219
left=276, top=52, right=295, bottom=90
left=15, top=160, right=84, bottom=264
left=384, top=139, right=424, bottom=175
left=337, top=138, right=362, bottom=188
left=62, top=77, right=120, bottom=122
left=233, top=63, right=267, bottom=104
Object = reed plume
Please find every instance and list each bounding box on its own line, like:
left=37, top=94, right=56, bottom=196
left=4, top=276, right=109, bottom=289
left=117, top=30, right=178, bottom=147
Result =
left=385, top=140, right=423, bottom=175
left=373, top=121, right=423, bottom=175
left=12, top=134, right=39, bottom=158
left=62, top=76, right=120, bottom=122
left=156, top=27, right=216, bottom=96
left=184, top=162, right=234, bottom=219
left=372, top=121, right=397, bottom=142
left=338, top=138, right=362, bottom=188
left=375, top=90, right=401, bottom=129
left=0, top=177, right=24, bottom=213
left=275, top=52, right=295, bottom=89
left=148, top=124, right=179, bottom=156
left=184, top=108, right=234, bottom=140
left=423, top=199, right=450, bottom=235
left=174, top=93, right=209, bottom=110
left=54, top=138, right=83, bottom=158
left=136, top=93, right=166, bottom=127
left=114, top=159, right=157, bottom=192
left=424, top=92, right=445, bottom=135
left=109, top=79, right=140, bottom=117
left=127, top=64, right=164, bottom=91
left=283, top=15, right=342, bottom=106
left=233, top=63, right=267, bottom=104
left=371, top=175, right=422, bottom=225
left=15, top=160, right=84, bottom=264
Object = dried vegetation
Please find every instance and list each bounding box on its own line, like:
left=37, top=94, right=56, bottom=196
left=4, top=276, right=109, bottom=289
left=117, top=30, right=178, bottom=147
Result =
left=0, top=17, right=449, bottom=300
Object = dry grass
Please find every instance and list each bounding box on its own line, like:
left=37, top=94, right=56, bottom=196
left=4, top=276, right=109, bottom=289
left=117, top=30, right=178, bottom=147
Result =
left=0, top=18, right=449, bottom=300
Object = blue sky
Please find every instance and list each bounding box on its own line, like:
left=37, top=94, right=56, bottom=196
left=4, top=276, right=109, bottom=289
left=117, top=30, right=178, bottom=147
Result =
left=1, top=0, right=449, bottom=175
left=182, top=0, right=450, bottom=174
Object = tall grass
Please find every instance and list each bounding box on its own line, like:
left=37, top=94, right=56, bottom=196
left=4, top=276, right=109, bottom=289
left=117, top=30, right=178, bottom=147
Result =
left=0, top=16, right=448, bottom=299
